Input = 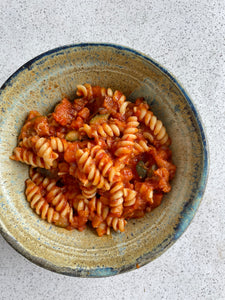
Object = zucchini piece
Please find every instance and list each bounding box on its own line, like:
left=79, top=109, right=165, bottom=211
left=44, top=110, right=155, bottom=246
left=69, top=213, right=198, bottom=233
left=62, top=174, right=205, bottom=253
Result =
left=90, top=114, right=109, bottom=125
left=65, top=130, right=79, bottom=141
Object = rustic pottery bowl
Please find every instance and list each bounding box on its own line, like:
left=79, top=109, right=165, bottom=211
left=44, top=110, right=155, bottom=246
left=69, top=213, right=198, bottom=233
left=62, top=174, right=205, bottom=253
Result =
left=0, top=43, right=208, bottom=277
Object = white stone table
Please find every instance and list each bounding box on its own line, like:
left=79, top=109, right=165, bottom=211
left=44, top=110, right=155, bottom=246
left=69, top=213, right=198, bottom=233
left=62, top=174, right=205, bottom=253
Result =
left=0, top=1, right=224, bottom=299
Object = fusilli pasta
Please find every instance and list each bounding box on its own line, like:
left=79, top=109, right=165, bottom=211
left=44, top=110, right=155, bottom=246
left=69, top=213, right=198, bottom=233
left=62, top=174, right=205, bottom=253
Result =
left=10, top=147, right=50, bottom=169
left=114, top=116, right=139, bottom=158
left=133, top=102, right=170, bottom=145
left=10, top=84, right=176, bottom=236
left=25, top=179, right=61, bottom=224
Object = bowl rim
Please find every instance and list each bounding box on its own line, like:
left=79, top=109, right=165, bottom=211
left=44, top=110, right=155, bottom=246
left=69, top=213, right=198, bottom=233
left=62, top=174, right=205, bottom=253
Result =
left=0, top=43, right=209, bottom=277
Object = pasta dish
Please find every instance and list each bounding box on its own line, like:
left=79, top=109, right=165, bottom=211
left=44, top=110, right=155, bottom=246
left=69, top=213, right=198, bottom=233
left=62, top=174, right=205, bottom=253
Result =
left=10, top=84, right=176, bottom=236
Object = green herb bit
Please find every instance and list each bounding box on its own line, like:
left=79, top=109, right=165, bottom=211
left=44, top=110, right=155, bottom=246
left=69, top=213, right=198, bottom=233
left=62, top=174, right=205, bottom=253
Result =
left=136, top=161, right=147, bottom=179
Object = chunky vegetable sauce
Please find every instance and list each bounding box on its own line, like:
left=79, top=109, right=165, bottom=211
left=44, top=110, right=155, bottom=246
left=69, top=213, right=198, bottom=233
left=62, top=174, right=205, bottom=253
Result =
left=10, top=84, right=176, bottom=236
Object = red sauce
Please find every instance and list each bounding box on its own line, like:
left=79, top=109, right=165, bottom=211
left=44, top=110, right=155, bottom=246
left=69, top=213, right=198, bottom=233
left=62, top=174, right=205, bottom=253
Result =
left=12, top=84, right=176, bottom=236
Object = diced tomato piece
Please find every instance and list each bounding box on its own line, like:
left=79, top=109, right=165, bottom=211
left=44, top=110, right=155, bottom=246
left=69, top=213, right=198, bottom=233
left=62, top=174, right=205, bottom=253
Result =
left=155, top=168, right=171, bottom=193
left=33, top=116, right=50, bottom=136
left=53, top=98, right=75, bottom=126
left=64, top=143, right=79, bottom=163
left=70, top=116, right=84, bottom=129
left=78, top=107, right=90, bottom=120
left=27, top=110, right=41, bottom=120
left=120, top=167, right=134, bottom=182
left=152, top=193, right=163, bottom=208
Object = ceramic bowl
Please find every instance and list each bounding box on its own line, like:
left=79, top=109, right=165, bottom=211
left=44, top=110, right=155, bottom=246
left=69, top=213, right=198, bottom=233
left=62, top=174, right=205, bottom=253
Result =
left=0, top=43, right=208, bottom=277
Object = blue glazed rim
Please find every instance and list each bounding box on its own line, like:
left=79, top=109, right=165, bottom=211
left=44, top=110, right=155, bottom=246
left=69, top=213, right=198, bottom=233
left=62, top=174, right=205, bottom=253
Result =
left=0, top=43, right=209, bottom=277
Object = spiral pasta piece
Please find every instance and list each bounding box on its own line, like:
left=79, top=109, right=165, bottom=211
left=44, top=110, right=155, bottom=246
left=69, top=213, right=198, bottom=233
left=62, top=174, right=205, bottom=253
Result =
left=76, top=84, right=89, bottom=97
left=76, top=84, right=104, bottom=98
left=88, top=198, right=110, bottom=229
left=134, top=104, right=169, bottom=145
left=76, top=84, right=112, bottom=99
left=106, top=87, right=113, bottom=97
left=88, top=197, right=110, bottom=235
left=17, top=136, right=59, bottom=168
left=81, top=184, right=97, bottom=199
left=113, top=90, right=126, bottom=105
left=143, top=132, right=154, bottom=144
left=95, top=221, right=111, bottom=237
left=106, top=216, right=127, bottom=232
left=10, top=147, right=50, bottom=169
left=109, top=181, right=124, bottom=216
left=45, top=184, right=70, bottom=218
left=50, top=137, right=68, bottom=153
left=29, top=166, right=46, bottom=185
left=89, top=197, right=110, bottom=220
left=114, top=116, right=139, bottom=157
left=72, top=194, right=89, bottom=215
left=29, top=167, right=59, bottom=195
left=133, top=139, right=150, bottom=156
left=123, top=188, right=137, bottom=207
left=90, top=145, right=120, bottom=182
left=95, top=123, right=121, bottom=138
left=120, top=101, right=130, bottom=114
left=74, top=148, right=110, bottom=190
left=79, top=124, right=93, bottom=138
left=18, top=137, right=33, bottom=149
left=25, top=179, right=60, bottom=223
left=31, top=136, right=58, bottom=168
left=80, top=122, right=121, bottom=140
left=112, top=90, right=131, bottom=115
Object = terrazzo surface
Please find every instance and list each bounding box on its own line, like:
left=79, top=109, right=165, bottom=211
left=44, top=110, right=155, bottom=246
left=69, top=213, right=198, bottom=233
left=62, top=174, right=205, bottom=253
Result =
left=0, top=0, right=224, bottom=299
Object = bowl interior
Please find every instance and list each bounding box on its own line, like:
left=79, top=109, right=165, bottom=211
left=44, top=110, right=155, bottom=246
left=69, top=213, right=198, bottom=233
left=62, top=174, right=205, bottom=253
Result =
left=0, top=44, right=208, bottom=277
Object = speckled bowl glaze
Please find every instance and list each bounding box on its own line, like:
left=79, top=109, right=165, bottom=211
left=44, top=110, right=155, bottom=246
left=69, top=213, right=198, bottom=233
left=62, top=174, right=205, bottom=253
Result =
left=0, top=43, right=208, bottom=277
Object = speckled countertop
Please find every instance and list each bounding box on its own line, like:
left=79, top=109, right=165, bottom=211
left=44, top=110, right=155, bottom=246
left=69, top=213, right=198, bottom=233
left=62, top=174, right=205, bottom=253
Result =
left=0, top=1, right=224, bottom=299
